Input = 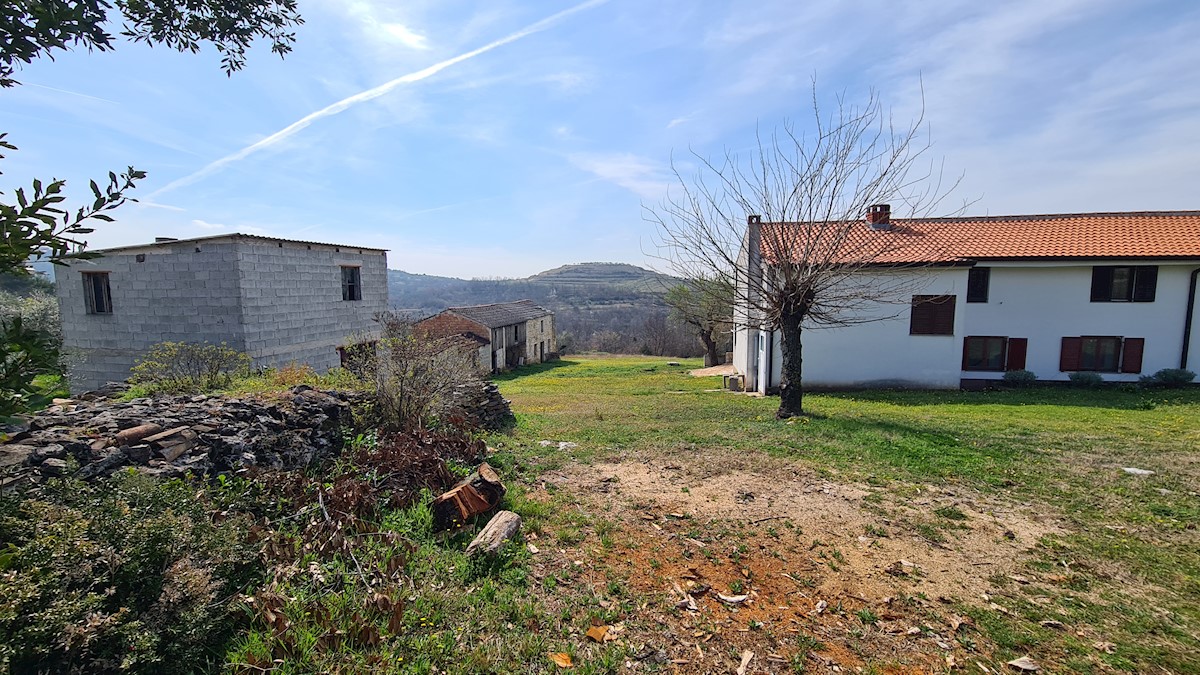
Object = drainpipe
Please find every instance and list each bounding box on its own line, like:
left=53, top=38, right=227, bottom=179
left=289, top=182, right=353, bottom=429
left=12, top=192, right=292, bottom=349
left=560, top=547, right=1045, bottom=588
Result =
left=1182, top=267, right=1200, bottom=370
left=764, top=328, right=774, bottom=394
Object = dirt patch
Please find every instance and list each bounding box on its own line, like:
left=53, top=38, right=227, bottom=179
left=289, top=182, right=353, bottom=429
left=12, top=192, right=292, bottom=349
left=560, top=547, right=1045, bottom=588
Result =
left=689, top=364, right=736, bottom=377
left=532, top=460, right=1062, bottom=673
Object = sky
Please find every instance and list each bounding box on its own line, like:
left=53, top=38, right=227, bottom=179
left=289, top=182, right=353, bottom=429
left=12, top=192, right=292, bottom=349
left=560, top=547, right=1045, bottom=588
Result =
left=3, top=0, right=1200, bottom=278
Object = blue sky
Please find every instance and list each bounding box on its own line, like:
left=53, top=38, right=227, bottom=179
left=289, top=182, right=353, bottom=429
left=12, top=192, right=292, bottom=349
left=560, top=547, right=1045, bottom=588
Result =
left=3, top=0, right=1199, bottom=278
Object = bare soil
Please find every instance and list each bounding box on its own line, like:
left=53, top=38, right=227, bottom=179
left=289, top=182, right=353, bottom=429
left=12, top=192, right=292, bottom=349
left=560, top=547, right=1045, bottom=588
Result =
left=529, top=458, right=1061, bottom=673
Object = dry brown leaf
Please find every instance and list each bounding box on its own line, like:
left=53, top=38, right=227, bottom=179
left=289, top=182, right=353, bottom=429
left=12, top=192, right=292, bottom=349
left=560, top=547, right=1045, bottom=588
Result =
left=1093, top=641, right=1116, bottom=654
left=549, top=652, right=573, bottom=668
left=585, top=625, right=608, bottom=643
left=1006, top=656, right=1040, bottom=671
left=736, top=650, right=754, bottom=675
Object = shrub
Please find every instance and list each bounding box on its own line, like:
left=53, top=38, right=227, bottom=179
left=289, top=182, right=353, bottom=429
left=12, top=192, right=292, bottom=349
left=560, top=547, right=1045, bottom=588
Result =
left=1068, top=371, right=1105, bottom=388
left=1, top=317, right=62, bottom=420
left=345, top=315, right=485, bottom=433
left=0, top=472, right=266, bottom=673
left=1001, top=369, right=1037, bottom=387
left=1141, top=368, right=1196, bottom=388
left=129, top=342, right=251, bottom=395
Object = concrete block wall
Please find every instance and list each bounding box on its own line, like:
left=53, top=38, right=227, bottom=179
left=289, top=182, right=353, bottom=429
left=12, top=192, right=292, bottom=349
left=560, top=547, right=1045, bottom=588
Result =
left=235, top=240, right=387, bottom=371
left=56, top=241, right=246, bottom=392
left=56, top=236, right=389, bottom=393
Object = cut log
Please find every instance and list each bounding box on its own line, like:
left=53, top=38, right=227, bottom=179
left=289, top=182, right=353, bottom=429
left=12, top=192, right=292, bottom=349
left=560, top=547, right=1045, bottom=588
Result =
left=115, top=423, right=163, bottom=446
left=465, top=510, right=522, bottom=557
left=143, top=426, right=190, bottom=445
left=431, top=463, right=505, bottom=531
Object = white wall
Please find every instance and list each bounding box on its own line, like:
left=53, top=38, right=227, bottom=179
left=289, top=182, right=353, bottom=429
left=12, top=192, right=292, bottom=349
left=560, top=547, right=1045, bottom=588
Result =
left=798, top=268, right=968, bottom=389
left=962, top=261, right=1200, bottom=382
left=734, top=260, right=1200, bottom=390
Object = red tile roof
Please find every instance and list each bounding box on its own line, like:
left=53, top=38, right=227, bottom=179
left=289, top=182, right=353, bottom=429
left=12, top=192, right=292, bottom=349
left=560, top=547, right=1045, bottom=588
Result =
left=758, top=211, right=1200, bottom=265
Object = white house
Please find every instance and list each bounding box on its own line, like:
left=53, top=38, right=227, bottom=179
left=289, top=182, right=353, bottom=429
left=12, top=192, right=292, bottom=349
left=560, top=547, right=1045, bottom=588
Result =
left=733, top=209, right=1200, bottom=392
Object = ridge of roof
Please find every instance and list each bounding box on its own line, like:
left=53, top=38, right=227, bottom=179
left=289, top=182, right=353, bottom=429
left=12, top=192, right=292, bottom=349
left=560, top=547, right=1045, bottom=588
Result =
left=444, top=299, right=552, bottom=328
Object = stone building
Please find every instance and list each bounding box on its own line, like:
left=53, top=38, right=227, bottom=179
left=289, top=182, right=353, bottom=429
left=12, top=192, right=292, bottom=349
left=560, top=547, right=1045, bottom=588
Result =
left=55, top=233, right=388, bottom=393
left=416, top=300, right=555, bottom=372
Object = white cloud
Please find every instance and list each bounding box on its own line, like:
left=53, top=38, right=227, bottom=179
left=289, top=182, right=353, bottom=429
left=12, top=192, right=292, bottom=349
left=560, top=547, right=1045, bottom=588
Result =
left=381, top=22, right=430, bottom=50
left=149, top=0, right=612, bottom=198
left=191, top=219, right=227, bottom=230
left=568, top=152, right=673, bottom=200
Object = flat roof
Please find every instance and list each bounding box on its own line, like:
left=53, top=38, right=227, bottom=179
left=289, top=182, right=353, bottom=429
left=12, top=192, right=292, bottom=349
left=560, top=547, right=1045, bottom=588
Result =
left=92, top=232, right=388, bottom=254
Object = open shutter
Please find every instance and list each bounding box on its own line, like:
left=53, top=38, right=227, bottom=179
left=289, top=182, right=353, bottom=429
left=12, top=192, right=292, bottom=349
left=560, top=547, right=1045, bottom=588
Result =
left=1060, top=337, right=1082, bottom=371
left=1090, top=267, right=1113, bottom=301
left=1120, top=338, right=1145, bottom=373
left=1133, top=267, right=1158, bottom=302
left=1006, top=338, right=1028, bottom=371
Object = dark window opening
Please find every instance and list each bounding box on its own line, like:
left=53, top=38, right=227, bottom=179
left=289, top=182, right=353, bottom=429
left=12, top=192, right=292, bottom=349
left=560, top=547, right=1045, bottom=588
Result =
left=963, top=336, right=1006, bottom=371
left=341, top=266, right=362, bottom=301
left=1091, top=266, right=1157, bottom=302
left=966, top=268, right=990, bottom=303
left=910, top=295, right=956, bottom=335
left=83, top=272, right=112, bottom=314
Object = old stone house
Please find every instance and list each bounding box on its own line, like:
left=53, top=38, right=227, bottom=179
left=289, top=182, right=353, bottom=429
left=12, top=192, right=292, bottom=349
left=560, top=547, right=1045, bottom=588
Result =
left=55, top=233, right=388, bottom=393
left=416, top=300, right=555, bottom=372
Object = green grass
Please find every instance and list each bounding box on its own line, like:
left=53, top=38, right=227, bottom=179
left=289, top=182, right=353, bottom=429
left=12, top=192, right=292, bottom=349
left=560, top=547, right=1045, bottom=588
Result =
left=489, top=355, right=1200, bottom=673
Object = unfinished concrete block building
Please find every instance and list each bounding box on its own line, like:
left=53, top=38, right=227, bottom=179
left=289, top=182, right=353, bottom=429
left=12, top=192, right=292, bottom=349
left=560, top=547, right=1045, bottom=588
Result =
left=55, top=233, right=388, bottom=393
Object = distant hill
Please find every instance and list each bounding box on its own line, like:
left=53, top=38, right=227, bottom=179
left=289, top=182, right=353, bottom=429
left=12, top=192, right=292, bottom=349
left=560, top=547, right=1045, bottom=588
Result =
left=387, top=262, right=703, bottom=356
left=528, top=262, right=676, bottom=292
left=387, top=262, right=678, bottom=316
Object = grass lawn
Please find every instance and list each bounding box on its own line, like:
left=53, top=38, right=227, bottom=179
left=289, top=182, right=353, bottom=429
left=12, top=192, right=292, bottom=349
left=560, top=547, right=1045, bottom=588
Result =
left=484, top=355, right=1200, bottom=673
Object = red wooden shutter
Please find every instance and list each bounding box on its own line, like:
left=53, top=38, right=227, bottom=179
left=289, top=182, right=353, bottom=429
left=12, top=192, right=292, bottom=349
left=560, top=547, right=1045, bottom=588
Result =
left=1006, top=338, right=1028, bottom=371
left=1120, top=338, right=1145, bottom=373
left=1060, top=337, right=1082, bottom=371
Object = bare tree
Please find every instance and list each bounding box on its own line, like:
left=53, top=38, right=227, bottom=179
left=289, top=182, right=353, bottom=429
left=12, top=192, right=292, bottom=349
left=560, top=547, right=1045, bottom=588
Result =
left=346, top=313, right=485, bottom=432
left=649, top=88, right=962, bottom=417
left=664, top=274, right=733, bottom=366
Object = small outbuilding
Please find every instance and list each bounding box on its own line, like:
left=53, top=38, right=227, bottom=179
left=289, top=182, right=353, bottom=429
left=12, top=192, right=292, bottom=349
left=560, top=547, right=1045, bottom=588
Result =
left=416, top=300, right=556, bottom=372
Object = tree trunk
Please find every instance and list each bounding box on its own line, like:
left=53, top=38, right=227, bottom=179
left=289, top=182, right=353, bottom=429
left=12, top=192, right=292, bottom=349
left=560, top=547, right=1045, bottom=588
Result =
left=776, top=309, right=804, bottom=418
left=700, top=329, right=719, bottom=367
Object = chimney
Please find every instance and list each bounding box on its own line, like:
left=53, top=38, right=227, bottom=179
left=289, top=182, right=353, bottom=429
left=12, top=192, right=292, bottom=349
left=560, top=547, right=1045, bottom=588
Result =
left=747, top=214, right=762, bottom=225
left=154, top=237, right=178, bottom=243
left=866, top=204, right=892, bottom=230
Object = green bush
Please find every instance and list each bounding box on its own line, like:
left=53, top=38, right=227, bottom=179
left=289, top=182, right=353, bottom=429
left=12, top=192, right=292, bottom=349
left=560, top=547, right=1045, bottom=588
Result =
left=1001, top=369, right=1037, bottom=387
left=129, top=341, right=251, bottom=395
left=1, top=316, right=62, bottom=421
left=1140, top=368, right=1196, bottom=388
left=1068, top=371, right=1105, bottom=388
left=0, top=472, right=266, bottom=673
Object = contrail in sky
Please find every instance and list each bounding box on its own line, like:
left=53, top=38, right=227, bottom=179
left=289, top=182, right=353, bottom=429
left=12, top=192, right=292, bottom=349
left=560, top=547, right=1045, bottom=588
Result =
left=149, top=0, right=610, bottom=197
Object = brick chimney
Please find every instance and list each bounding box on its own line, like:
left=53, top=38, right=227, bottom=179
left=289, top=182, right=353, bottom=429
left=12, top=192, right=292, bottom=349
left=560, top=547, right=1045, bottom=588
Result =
left=866, top=204, right=891, bottom=230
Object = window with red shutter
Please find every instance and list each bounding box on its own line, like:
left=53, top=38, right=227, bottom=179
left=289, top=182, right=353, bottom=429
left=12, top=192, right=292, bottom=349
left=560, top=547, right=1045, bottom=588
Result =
left=1006, top=338, right=1028, bottom=371
left=1120, top=338, right=1145, bottom=373
left=962, top=336, right=1007, bottom=371
left=1060, top=337, right=1082, bottom=371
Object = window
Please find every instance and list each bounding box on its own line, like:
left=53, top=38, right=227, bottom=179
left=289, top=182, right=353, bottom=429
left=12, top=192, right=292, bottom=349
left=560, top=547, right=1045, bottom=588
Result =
left=1091, top=266, right=1157, bottom=302
left=341, top=266, right=362, bottom=301
left=1060, top=336, right=1145, bottom=373
left=967, top=268, right=990, bottom=303
left=82, top=272, right=112, bottom=314
left=910, top=295, right=956, bottom=335
left=962, top=336, right=1028, bottom=371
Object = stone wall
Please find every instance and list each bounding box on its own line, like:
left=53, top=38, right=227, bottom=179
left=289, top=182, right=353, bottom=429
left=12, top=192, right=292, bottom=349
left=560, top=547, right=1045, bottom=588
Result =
left=524, top=313, right=556, bottom=362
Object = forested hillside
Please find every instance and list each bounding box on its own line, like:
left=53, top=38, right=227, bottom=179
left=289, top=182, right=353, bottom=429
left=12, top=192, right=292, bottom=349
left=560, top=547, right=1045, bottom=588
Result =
left=387, top=263, right=712, bottom=356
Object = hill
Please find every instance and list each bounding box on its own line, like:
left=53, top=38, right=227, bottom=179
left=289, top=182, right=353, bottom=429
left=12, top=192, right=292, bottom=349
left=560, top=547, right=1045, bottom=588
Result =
left=386, top=263, right=704, bottom=356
